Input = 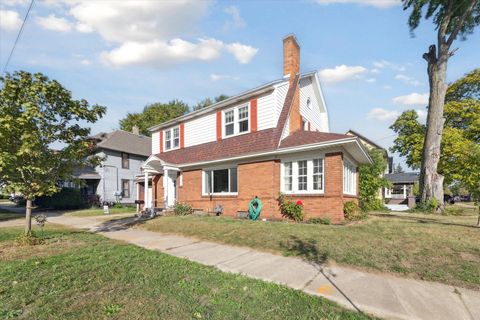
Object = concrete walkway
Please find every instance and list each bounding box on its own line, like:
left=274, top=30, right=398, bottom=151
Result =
left=3, top=213, right=479, bottom=320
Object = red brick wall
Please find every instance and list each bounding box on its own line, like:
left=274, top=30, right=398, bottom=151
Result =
left=172, top=152, right=357, bottom=223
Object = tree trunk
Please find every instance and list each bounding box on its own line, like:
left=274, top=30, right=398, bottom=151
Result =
left=477, top=205, right=480, bottom=227
left=25, top=199, right=32, bottom=234
left=419, top=45, right=448, bottom=213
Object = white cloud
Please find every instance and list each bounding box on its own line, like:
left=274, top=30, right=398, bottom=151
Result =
left=415, top=109, right=428, bottom=122
left=395, top=74, right=421, bottom=86
left=36, top=14, right=73, bottom=32
left=366, top=78, right=376, bottom=83
left=371, top=68, right=381, bottom=74
left=101, top=38, right=225, bottom=67
left=315, top=0, right=400, bottom=8
left=2, top=0, right=29, bottom=6
left=392, top=93, right=429, bottom=106
left=80, top=59, right=91, bottom=65
left=225, top=43, right=258, bottom=64
left=0, top=10, right=22, bottom=32
left=318, top=65, right=367, bottom=83
left=63, top=0, right=257, bottom=67
left=383, top=85, right=392, bottom=90
left=372, top=59, right=406, bottom=72
left=223, top=6, right=245, bottom=31
left=210, top=74, right=239, bottom=81
left=367, top=108, right=401, bottom=121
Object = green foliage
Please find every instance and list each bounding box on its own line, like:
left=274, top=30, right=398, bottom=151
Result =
left=277, top=193, right=304, bottom=222
left=112, top=203, right=123, bottom=209
left=103, top=304, right=122, bottom=316
left=119, top=100, right=189, bottom=136
left=0, top=71, right=105, bottom=232
left=403, top=1, right=480, bottom=40
left=35, top=188, right=84, bottom=210
left=306, top=217, right=331, bottom=225
left=415, top=198, right=439, bottom=214
left=173, top=202, right=193, bottom=216
left=193, top=95, right=229, bottom=111
left=359, top=148, right=391, bottom=212
left=343, top=201, right=365, bottom=221
left=390, top=69, right=480, bottom=186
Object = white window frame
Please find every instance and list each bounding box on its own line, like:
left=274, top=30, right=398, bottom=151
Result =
left=343, top=158, right=357, bottom=195
left=280, top=156, right=325, bottom=195
left=164, top=126, right=180, bottom=151
left=222, top=103, right=250, bottom=138
left=283, top=162, right=293, bottom=192
left=202, top=166, right=238, bottom=196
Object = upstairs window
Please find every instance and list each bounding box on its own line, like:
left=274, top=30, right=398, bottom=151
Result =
left=225, top=110, right=235, bottom=136
left=238, top=106, right=249, bottom=133
left=121, top=152, right=129, bottom=169
left=164, top=126, right=180, bottom=151
left=173, top=127, right=180, bottom=148
left=223, top=104, right=249, bottom=137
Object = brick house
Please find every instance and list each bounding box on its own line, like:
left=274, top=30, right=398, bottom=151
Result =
left=139, top=35, right=371, bottom=222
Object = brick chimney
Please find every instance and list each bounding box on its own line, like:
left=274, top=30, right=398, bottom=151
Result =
left=283, top=34, right=302, bottom=133
left=283, top=34, right=300, bottom=81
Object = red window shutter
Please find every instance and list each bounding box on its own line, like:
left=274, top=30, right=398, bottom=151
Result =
left=250, top=98, right=258, bottom=132
left=216, top=111, right=222, bottom=141
left=159, top=131, right=163, bottom=153
left=180, top=123, right=185, bottom=148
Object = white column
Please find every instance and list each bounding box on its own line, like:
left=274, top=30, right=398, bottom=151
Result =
left=136, top=181, right=140, bottom=213
left=403, top=184, right=407, bottom=198
left=144, top=171, right=149, bottom=208
left=164, top=169, right=169, bottom=208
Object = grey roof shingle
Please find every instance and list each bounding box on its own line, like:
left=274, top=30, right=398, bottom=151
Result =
left=94, top=130, right=151, bottom=157
left=385, top=173, right=419, bottom=183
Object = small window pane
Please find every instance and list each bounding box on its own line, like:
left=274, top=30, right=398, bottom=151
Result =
left=229, top=168, right=237, bottom=193
left=225, top=123, right=234, bottom=136
left=284, top=162, right=292, bottom=191
left=225, top=110, right=234, bottom=123
left=238, top=106, right=249, bottom=133
left=238, top=106, right=248, bottom=119
left=298, top=160, right=307, bottom=191
left=239, top=120, right=248, bottom=133
left=213, top=169, right=229, bottom=193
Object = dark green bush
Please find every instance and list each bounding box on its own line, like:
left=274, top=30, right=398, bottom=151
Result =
left=306, top=217, right=331, bottom=225
left=35, top=188, right=84, bottom=210
left=343, top=201, right=365, bottom=221
left=173, top=202, right=193, bottom=216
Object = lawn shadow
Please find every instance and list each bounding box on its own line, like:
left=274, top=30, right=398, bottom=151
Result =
left=280, top=235, right=363, bottom=313
left=94, top=216, right=149, bottom=232
left=371, top=213, right=479, bottom=229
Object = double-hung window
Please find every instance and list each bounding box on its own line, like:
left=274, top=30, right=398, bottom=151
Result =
left=203, top=167, right=238, bottom=195
left=282, top=157, right=324, bottom=194
left=164, top=126, right=180, bottom=151
left=224, top=104, right=249, bottom=137
left=343, top=160, right=357, bottom=195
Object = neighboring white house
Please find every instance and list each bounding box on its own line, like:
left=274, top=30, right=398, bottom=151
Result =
left=74, top=128, right=151, bottom=204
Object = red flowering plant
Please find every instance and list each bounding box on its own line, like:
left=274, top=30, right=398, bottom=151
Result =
left=277, top=193, right=305, bottom=222
left=296, top=200, right=303, bottom=206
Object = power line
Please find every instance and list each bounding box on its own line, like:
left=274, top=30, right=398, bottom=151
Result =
left=2, top=0, right=35, bottom=75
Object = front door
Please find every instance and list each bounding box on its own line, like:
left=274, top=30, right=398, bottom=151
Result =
left=166, top=171, right=177, bottom=207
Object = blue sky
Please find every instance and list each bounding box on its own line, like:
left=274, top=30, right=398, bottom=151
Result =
left=1, top=0, right=479, bottom=169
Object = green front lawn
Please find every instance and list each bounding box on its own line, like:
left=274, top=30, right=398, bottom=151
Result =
left=65, top=206, right=136, bottom=217
left=0, top=225, right=372, bottom=320
left=138, top=212, right=480, bottom=290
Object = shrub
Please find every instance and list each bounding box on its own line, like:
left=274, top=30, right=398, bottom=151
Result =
left=415, top=198, right=439, bottom=214
left=173, top=202, right=193, bottom=216
left=343, top=201, right=365, bottom=221
left=113, top=203, right=123, bottom=209
left=16, top=231, right=43, bottom=246
left=35, top=188, right=83, bottom=210
left=277, top=193, right=304, bottom=222
left=307, top=217, right=331, bottom=225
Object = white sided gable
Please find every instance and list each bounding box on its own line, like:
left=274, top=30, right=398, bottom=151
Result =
left=299, top=74, right=329, bottom=132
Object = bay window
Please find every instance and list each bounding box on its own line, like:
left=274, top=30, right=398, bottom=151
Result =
left=223, top=104, right=249, bottom=137
left=343, top=160, right=357, bottom=195
left=203, top=167, right=238, bottom=195
left=281, top=158, right=324, bottom=194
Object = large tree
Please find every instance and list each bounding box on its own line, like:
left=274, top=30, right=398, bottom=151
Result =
left=403, top=0, right=480, bottom=210
left=390, top=69, right=480, bottom=189
left=0, top=71, right=106, bottom=234
left=119, top=100, right=189, bottom=136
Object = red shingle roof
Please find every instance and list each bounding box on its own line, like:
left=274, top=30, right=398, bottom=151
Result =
left=279, top=130, right=352, bottom=149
